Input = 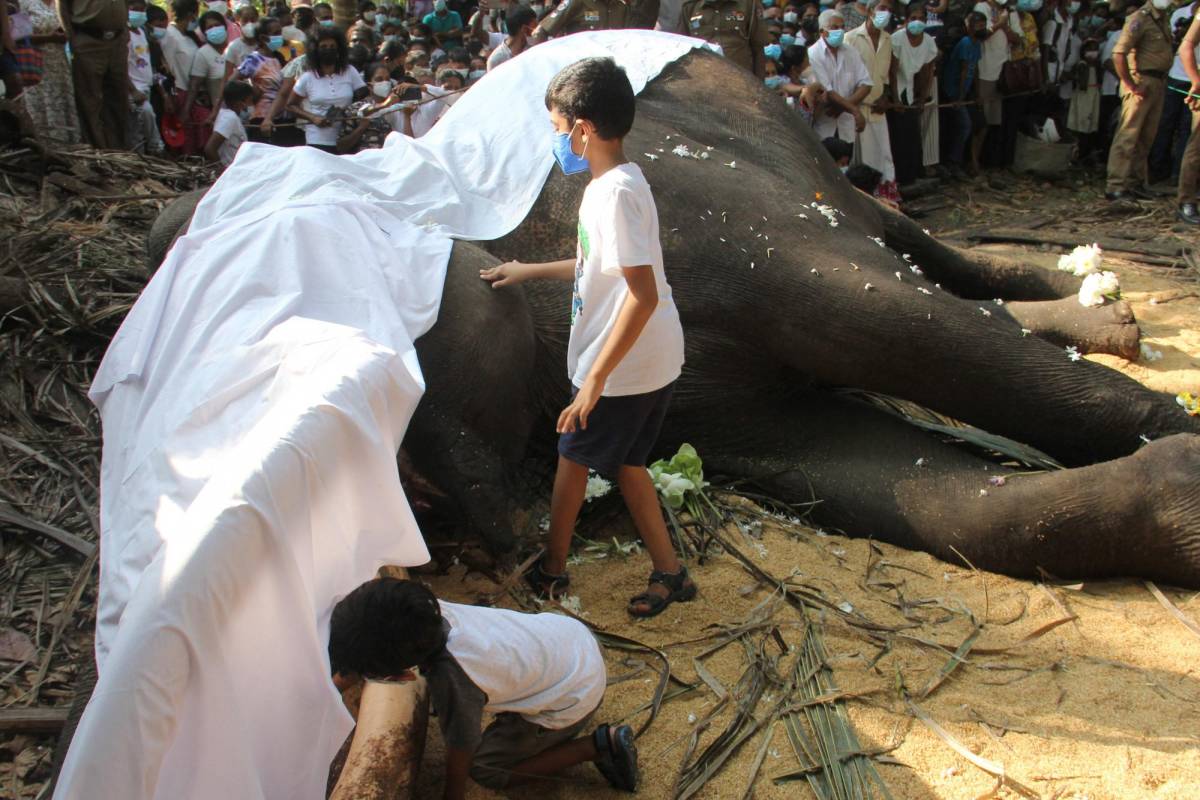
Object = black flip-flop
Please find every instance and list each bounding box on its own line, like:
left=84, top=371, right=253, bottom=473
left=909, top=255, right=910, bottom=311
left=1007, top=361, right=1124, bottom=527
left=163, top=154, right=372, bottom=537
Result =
left=593, top=723, right=638, bottom=792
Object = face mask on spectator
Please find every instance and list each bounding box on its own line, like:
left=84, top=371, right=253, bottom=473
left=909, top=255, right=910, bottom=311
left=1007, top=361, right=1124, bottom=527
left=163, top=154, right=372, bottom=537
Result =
left=468, top=68, right=485, bottom=80
left=320, top=18, right=335, bottom=27
left=763, top=43, right=782, bottom=59
left=1067, top=0, right=1080, bottom=12
left=206, top=26, right=228, bottom=44
left=434, top=0, right=448, bottom=11
left=375, top=12, right=387, bottom=24
left=906, top=19, right=925, bottom=34
left=269, top=33, right=285, bottom=48
left=780, top=32, right=796, bottom=44
left=1150, top=0, right=1170, bottom=9
left=242, top=21, right=255, bottom=37
left=1082, top=47, right=1098, bottom=59
left=763, top=0, right=776, bottom=6
left=873, top=10, right=891, bottom=27
left=151, top=24, right=168, bottom=38
left=372, top=79, right=394, bottom=97
left=129, top=10, right=147, bottom=26
left=209, top=1, right=228, bottom=14
left=783, top=10, right=799, bottom=22
left=1089, top=15, right=1105, bottom=27
left=531, top=2, right=545, bottom=14
left=764, top=74, right=786, bottom=88
left=826, top=28, right=844, bottom=46
left=552, top=121, right=589, bottom=175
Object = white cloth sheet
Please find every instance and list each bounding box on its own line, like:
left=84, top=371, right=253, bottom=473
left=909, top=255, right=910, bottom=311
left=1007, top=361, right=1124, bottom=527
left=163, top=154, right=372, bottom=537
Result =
left=55, top=29, right=711, bottom=800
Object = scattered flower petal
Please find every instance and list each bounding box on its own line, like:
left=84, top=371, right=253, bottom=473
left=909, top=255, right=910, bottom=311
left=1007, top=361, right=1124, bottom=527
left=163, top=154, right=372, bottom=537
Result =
left=988, top=475, right=1006, bottom=486
left=1140, top=342, right=1164, bottom=362
left=917, top=287, right=933, bottom=295
left=1066, top=345, right=1083, bottom=362
left=643, top=153, right=659, bottom=161
left=672, top=144, right=693, bottom=158
left=837, top=600, right=854, bottom=613
left=979, top=307, right=992, bottom=317
left=864, top=282, right=874, bottom=291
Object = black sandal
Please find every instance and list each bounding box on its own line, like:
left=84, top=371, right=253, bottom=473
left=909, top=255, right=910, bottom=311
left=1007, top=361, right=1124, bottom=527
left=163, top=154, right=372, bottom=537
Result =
left=627, top=565, right=697, bottom=618
left=524, top=555, right=570, bottom=598
left=593, top=723, right=639, bottom=792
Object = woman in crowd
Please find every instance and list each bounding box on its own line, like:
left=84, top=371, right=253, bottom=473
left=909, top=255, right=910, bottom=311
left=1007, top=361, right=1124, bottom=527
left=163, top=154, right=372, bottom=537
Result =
left=1000, top=0, right=1043, bottom=165
left=181, top=10, right=230, bottom=146
left=234, top=16, right=286, bottom=142
left=18, top=0, right=79, bottom=144
left=889, top=2, right=937, bottom=186
left=287, top=25, right=367, bottom=153
left=337, top=62, right=413, bottom=151
left=161, top=0, right=203, bottom=155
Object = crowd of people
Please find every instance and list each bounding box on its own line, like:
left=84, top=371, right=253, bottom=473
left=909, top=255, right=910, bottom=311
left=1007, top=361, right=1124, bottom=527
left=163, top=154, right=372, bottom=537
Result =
left=1, top=0, right=1199, bottom=218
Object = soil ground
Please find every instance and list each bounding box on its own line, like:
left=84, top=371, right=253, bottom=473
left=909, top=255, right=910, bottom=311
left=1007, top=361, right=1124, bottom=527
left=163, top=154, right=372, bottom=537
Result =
left=3, top=168, right=1199, bottom=800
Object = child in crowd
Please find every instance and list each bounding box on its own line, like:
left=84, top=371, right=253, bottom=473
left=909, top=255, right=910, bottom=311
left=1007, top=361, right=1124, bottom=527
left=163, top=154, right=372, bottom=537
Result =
left=822, top=135, right=853, bottom=170
left=328, top=577, right=639, bottom=796
left=479, top=57, right=696, bottom=618
left=205, top=80, right=251, bottom=167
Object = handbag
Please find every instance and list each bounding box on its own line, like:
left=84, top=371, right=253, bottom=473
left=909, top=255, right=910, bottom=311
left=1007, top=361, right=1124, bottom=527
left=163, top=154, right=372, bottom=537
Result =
left=1000, top=58, right=1039, bottom=95
left=13, top=44, right=44, bottom=87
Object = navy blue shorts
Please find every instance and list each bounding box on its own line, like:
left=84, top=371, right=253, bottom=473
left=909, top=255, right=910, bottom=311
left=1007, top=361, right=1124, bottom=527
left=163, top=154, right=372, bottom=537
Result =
left=558, top=381, right=675, bottom=479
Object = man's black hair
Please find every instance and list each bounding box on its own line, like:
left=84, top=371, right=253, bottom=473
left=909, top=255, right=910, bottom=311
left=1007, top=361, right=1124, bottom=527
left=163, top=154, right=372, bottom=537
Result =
left=379, top=39, right=408, bottom=60
left=307, top=26, right=350, bottom=73
left=328, top=578, right=445, bottom=677
left=447, top=45, right=469, bottom=63
left=146, top=4, right=167, bottom=23
left=171, top=0, right=199, bottom=20
left=223, top=80, right=254, bottom=105
left=544, top=56, right=635, bottom=140
left=846, top=163, right=882, bottom=194
left=822, top=136, right=853, bottom=163
left=466, top=39, right=483, bottom=57
left=967, top=10, right=987, bottom=26
left=199, top=10, right=226, bottom=31
left=359, top=0, right=377, bottom=13
left=314, top=1, right=333, bottom=11
left=256, top=15, right=282, bottom=39
left=505, top=3, right=537, bottom=34
left=780, top=43, right=807, bottom=73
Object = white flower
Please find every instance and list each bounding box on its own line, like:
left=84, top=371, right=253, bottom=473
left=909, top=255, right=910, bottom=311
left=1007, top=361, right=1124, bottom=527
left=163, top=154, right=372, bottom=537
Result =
left=979, top=307, right=992, bottom=317
left=671, top=144, right=693, bottom=158
left=1021, top=328, right=1033, bottom=336
left=810, top=268, right=820, bottom=275
left=902, top=253, right=912, bottom=261
left=895, top=271, right=903, bottom=281
left=724, top=161, right=737, bottom=168
left=643, top=153, right=659, bottom=161
left=1057, top=243, right=1104, bottom=276
left=917, top=287, right=933, bottom=295
left=1065, top=345, right=1083, bottom=362
left=915, top=457, right=926, bottom=466
left=864, top=282, right=874, bottom=291
left=698, top=151, right=711, bottom=160
left=584, top=473, right=612, bottom=502
left=1141, top=342, right=1164, bottom=362
left=1078, top=270, right=1120, bottom=307
left=994, top=298, right=1004, bottom=306
left=909, top=264, right=923, bottom=275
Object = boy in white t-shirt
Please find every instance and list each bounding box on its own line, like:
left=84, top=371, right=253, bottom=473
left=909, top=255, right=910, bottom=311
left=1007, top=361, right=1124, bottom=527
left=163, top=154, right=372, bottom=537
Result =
left=205, top=81, right=251, bottom=167
left=480, top=57, right=695, bottom=619
left=329, top=577, right=638, bottom=796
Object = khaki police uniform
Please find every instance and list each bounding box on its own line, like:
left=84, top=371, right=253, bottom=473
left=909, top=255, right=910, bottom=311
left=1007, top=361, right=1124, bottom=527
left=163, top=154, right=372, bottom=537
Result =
left=1105, top=2, right=1175, bottom=193
left=1176, top=14, right=1200, bottom=205
left=65, top=0, right=130, bottom=149
left=536, top=0, right=660, bottom=37
left=679, top=0, right=769, bottom=75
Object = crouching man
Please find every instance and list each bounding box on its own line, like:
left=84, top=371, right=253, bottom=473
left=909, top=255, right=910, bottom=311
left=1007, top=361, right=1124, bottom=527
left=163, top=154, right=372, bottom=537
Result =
left=328, top=577, right=639, bottom=797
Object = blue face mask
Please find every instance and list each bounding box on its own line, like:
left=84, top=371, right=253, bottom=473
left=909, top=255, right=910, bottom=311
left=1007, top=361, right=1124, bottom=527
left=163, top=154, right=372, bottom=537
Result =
left=764, top=75, right=786, bottom=88
left=826, top=28, right=844, bottom=47
left=764, top=43, right=783, bottom=59
left=206, top=26, right=228, bottom=45
left=873, top=10, right=891, bottom=28
left=1016, top=0, right=1035, bottom=10
left=374, top=12, right=387, bottom=25
left=268, top=33, right=285, bottom=49
left=906, top=19, right=926, bottom=34
left=319, top=18, right=334, bottom=27
left=128, top=10, right=147, bottom=26
left=780, top=33, right=796, bottom=45
left=552, top=122, right=589, bottom=175
left=151, top=24, right=168, bottom=39
left=763, top=0, right=776, bottom=6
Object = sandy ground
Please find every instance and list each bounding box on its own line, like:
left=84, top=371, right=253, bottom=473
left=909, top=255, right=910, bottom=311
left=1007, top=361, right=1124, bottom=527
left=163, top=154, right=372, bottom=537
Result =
left=411, top=245, right=1200, bottom=800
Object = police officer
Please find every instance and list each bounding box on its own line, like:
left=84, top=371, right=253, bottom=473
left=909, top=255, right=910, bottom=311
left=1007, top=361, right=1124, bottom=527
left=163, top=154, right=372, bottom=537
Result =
left=1175, top=12, right=1200, bottom=223
left=677, top=0, right=771, bottom=75
left=1105, top=0, right=1177, bottom=201
left=531, top=0, right=660, bottom=40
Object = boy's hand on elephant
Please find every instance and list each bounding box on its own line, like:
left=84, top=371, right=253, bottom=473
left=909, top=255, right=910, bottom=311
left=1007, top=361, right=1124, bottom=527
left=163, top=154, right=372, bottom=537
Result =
left=557, top=377, right=602, bottom=434
left=479, top=261, right=525, bottom=288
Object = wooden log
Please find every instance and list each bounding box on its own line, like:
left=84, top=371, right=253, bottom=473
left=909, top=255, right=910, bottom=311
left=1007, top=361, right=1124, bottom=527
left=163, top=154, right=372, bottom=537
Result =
left=0, top=706, right=69, bottom=733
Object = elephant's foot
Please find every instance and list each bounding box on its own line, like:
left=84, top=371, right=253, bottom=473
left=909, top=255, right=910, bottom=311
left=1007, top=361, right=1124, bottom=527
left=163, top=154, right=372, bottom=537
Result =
left=672, top=392, right=1200, bottom=588
left=871, top=194, right=1078, bottom=301
left=1003, top=297, right=1141, bottom=360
